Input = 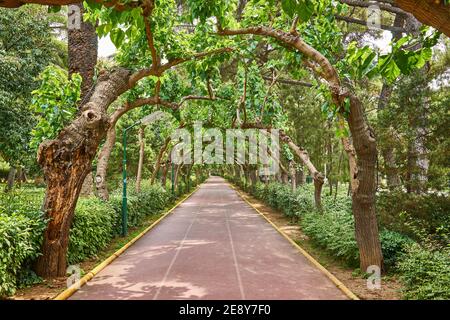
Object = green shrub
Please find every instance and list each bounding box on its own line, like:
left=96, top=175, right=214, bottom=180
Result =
left=108, top=180, right=172, bottom=235
left=377, top=191, right=450, bottom=246
left=67, top=197, right=115, bottom=264
left=397, top=244, right=450, bottom=300
left=0, top=191, right=46, bottom=297
left=379, top=229, right=414, bottom=270
left=301, top=210, right=360, bottom=266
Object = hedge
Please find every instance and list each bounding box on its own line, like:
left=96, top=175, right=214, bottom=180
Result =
left=0, top=178, right=193, bottom=298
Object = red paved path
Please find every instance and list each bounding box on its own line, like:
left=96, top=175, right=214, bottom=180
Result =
left=70, top=177, right=347, bottom=300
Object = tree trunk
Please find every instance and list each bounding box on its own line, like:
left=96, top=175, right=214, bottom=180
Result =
left=136, top=126, right=145, bottom=193
left=68, top=3, right=98, bottom=105
left=35, top=68, right=131, bottom=278
left=346, top=94, right=384, bottom=272
left=95, top=126, right=116, bottom=200
left=280, top=131, right=324, bottom=210
left=79, top=171, right=94, bottom=196
left=4, top=166, right=16, bottom=192
left=289, top=161, right=296, bottom=192
left=161, top=162, right=168, bottom=187
left=68, top=3, right=98, bottom=198
left=151, top=137, right=171, bottom=184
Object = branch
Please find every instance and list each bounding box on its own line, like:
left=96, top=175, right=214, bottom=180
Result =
left=338, top=0, right=406, bottom=15
left=143, top=0, right=160, bottom=69
left=336, top=15, right=407, bottom=33
left=128, top=47, right=232, bottom=87
left=217, top=26, right=340, bottom=89
left=262, top=76, right=313, bottom=87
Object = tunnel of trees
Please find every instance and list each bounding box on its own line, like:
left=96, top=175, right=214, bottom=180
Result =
left=0, top=0, right=449, bottom=300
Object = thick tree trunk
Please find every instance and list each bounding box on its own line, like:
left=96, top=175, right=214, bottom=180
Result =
left=68, top=4, right=98, bottom=197
left=35, top=68, right=131, bottom=278
left=346, top=94, right=384, bottom=272
left=136, top=126, right=145, bottom=193
left=4, top=166, right=16, bottom=192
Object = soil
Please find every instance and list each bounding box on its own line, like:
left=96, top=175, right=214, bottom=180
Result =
left=237, top=189, right=404, bottom=300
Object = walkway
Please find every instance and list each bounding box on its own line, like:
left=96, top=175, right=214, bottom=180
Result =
left=70, top=176, right=347, bottom=300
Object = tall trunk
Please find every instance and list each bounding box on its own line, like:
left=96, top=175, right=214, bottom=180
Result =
left=289, top=161, right=296, bottom=192
left=68, top=4, right=98, bottom=197
left=95, top=126, right=116, bottom=200
left=4, top=166, right=16, bottom=192
left=161, top=162, right=168, bottom=187
left=151, top=137, right=171, bottom=184
left=68, top=3, right=98, bottom=105
left=346, top=94, right=384, bottom=272
left=136, top=126, right=145, bottom=193
left=35, top=68, right=131, bottom=278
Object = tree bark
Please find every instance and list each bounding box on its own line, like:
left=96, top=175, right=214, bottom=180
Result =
left=151, top=137, right=171, bottom=184
left=161, top=162, right=168, bottom=187
left=35, top=68, right=131, bottom=278
left=4, top=166, right=16, bottom=192
left=68, top=4, right=98, bottom=197
left=289, top=161, right=296, bottom=192
left=95, top=126, right=116, bottom=200
left=346, top=94, right=384, bottom=272
left=136, top=126, right=145, bottom=193
left=280, top=131, right=324, bottom=210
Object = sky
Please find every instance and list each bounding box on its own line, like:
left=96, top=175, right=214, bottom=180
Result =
left=98, top=36, right=116, bottom=58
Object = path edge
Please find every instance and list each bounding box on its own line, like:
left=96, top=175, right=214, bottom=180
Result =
left=228, top=182, right=360, bottom=301
left=54, top=186, right=200, bottom=300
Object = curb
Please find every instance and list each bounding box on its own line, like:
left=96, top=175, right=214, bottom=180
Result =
left=54, top=186, right=200, bottom=300
left=228, top=182, right=360, bottom=301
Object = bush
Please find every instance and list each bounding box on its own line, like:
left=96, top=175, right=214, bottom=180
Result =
left=301, top=210, right=360, bottom=266
left=0, top=190, right=46, bottom=297
left=0, top=212, right=45, bottom=297
left=67, top=197, right=115, bottom=264
left=397, top=244, right=450, bottom=300
left=249, top=182, right=416, bottom=271
left=108, top=181, right=172, bottom=235
left=379, top=229, right=414, bottom=270
left=377, top=191, right=450, bottom=246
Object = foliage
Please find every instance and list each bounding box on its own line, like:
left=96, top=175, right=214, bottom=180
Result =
left=377, top=191, right=450, bottom=247
left=397, top=244, right=450, bottom=300
left=0, top=189, right=46, bottom=297
left=67, top=197, right=115, bottom=264
left=0, top=6, right=66, bottom=166
left=30, top=65, right=81, bottom=149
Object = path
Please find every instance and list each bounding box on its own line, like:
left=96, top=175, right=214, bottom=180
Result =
left=70, top=176, right=347, bottom=300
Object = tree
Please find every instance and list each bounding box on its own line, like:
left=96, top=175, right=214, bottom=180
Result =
left=33, top=0, right=232, bottom=277
left=0, top=6, right=66, bottom=190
